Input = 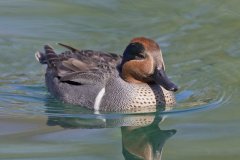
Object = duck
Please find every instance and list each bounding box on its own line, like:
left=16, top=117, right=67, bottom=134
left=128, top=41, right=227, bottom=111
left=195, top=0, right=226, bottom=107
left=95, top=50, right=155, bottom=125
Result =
left=35, top=37, right=178, bottom=113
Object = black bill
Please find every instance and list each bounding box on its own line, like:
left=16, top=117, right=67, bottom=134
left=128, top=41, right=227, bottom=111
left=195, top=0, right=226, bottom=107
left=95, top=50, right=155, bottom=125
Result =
left=153, top=68, right=178, bottom=92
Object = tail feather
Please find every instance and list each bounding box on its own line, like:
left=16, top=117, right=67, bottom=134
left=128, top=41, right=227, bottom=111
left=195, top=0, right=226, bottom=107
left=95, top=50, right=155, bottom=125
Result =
left=35, top=51, right=47, bottom=64
left=35, top=44, right=60, bottom=67
left=44, top=45, right=55, bottom=54
left=57, top=43, right=80, bottom=52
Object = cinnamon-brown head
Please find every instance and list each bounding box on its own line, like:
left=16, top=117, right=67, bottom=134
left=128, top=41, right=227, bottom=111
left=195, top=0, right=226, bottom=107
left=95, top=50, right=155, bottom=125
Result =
left=120, top=37, right=178, bottom=92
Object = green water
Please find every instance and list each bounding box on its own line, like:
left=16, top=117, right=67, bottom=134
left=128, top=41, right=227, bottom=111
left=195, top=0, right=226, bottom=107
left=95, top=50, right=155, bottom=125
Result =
left=0, top=0, right=240, bottom=159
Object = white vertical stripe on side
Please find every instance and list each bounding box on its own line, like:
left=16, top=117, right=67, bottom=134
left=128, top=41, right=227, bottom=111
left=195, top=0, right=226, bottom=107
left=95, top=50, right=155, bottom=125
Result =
left=94, top=88, right=105, bottom=111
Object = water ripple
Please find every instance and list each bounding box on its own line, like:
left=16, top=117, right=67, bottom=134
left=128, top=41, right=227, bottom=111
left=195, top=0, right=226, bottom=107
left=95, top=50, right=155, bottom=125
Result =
left=0, top=80, right=230, bottom=122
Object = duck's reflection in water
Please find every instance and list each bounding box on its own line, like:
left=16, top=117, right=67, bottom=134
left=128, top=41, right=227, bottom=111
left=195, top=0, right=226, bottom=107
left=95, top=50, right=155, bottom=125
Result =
left=121, top=116, right=176, bottom=160
left=46, top=102, right=176, bottom=160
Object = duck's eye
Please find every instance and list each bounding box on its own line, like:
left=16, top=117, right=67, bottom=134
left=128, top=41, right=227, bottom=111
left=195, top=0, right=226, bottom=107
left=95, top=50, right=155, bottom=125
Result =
left=135, top=52, right=146, bottom=60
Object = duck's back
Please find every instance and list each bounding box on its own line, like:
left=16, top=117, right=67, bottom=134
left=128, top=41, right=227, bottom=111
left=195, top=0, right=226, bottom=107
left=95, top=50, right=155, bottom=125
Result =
left=37, top=44, right=122, bottom=78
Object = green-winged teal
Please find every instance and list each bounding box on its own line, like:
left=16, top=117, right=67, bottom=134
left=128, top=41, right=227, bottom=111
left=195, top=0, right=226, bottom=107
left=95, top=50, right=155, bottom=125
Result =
left=35, top=37, right=178, bottom=112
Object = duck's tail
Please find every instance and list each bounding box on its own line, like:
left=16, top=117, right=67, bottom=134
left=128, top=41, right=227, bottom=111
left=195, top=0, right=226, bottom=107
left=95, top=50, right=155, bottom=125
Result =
left=35, top=45, right=60, bottom=67
left=35, top=43, right=80, bottom=65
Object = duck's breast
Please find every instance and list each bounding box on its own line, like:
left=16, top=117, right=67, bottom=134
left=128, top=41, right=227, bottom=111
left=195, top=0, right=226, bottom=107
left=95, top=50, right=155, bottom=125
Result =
left=100, top=78, right=175, bottom=112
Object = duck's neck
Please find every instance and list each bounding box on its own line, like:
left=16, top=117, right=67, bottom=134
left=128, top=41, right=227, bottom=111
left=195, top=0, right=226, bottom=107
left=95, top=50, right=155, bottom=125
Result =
left=118, top=67, right=145, bottom=84
left=122, top=75, right=145, bottom=84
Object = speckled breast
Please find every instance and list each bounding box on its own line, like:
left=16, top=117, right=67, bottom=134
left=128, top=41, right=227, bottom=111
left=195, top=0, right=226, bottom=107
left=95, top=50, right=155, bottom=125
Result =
left=124, top=84, right=176, bottom=113
left=100, top=78, right=176, bottom=113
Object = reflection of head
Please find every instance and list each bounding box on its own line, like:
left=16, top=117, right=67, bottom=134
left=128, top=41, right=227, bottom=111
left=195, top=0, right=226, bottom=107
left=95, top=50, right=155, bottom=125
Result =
left=121, top=117, right=176, bottom=160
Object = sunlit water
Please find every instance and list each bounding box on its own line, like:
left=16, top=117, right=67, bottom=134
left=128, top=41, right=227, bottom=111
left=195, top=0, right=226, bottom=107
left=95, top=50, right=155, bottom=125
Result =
left=0, top=0, right=240, bottom=160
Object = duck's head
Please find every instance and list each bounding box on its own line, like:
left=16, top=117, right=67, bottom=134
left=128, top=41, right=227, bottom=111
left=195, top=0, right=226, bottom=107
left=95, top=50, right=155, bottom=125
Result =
left=120, top=37, right=178, bottom=92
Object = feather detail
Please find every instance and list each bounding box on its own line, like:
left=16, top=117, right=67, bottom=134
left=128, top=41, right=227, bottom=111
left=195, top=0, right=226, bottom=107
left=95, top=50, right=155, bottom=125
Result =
left=57, top=43, right=80, bottom=52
